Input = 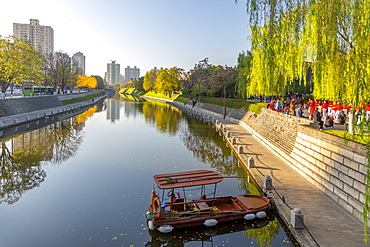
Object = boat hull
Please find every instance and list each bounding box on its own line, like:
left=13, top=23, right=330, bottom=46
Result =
left=147, top=194, right=270, bottom=232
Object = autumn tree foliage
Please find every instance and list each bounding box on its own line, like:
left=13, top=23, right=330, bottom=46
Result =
left=0, top=36, right=44, bottom=96
left=143, top=69, right=157, bottom=91
left=144, top=67, right=183, bottom=96
left=76, top=75, right=97, bottom=88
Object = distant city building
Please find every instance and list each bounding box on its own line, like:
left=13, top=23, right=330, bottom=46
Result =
left=72, top=52, right=86, bottom=75
left=124, top=66, right=140, bottom=83
left=54, top=52, right=71, bottom=64
left=153, top=67, right=163, bottom=71
left=13, top=19, right=54, bottom=56
left=106, top=61, right=121, bottom=85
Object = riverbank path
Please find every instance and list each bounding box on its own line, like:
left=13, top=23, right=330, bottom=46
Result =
left=192, top=106, right=366, bottom=247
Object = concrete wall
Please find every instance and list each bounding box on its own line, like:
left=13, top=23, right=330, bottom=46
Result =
left=0, top=96, right=63, bottom=117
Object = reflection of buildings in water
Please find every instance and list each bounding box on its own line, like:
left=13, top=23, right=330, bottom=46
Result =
left=106, top=99, right=121, bottom=123
left=12, top=125, right=54, bottom=162
left=10, top=118, right=85, bottom=163
left=123, top=101, right=140, bottom=119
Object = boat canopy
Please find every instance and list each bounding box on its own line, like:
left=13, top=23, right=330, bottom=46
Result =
left=153, top=170, right=223, bottom=189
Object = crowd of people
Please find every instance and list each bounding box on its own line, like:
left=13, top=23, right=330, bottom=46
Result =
left=266, top=94, right=370, bottom=129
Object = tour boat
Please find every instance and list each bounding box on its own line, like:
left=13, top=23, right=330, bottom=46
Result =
left=145, top=170, right=271, bottom=233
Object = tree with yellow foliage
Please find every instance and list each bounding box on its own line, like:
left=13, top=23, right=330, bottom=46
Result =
left=76, top=75, right=97, bottom=88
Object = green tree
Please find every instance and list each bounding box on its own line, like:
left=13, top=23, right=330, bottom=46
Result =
left=0, top=36, right=44, bottom=97
left=143, top=69, right=157, bottom=91
left=186, top=58, right=213, bottom=98
left=132, top=76, right=144, bottom=92
left=155, top=67, right=181, bottom=96
left=241, top=0, right=370, bottom=241
left=206, top=65, right=238, bottom=98
left=92, top=75, right=105, bottom=89
left=236, top=50, right=252, bottom=99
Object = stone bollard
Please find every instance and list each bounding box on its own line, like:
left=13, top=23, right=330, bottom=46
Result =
left=238, top=145, right=243, bottom=154
left=263, top=175, right=272, bottom=191
left=248, top=157, right=255, bottom=168
left=231, top=137, right=236, bottom=144
left=291, top=208, right=304, bottom=229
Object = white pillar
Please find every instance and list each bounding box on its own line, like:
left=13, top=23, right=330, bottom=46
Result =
left=290, top=208, right=304, bottom=229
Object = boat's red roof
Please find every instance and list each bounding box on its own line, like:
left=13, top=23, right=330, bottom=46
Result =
left=153, top=170, right=223, bottom=189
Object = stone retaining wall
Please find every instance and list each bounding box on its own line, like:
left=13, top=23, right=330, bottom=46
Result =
left=291, top=126, right=367, bottom=222
left=240, top=108, right=368, bottom=223
left=189, top=103, right=368, bottom=223
left=0, top=96, right=63, bottom=117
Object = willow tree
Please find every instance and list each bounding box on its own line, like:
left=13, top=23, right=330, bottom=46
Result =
left=241, top=0, right=370, bottom=241
left=237, top=51, right=253, bottom=99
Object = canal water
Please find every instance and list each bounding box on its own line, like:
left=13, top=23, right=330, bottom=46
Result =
left=0, top=97, right=298, bottom=247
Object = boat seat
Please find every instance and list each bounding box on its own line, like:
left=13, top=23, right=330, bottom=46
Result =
left=235, top=195, right=264, bottom=210
left=196, top=202, right=209, bottom=210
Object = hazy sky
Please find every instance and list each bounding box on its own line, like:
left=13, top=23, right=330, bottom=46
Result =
left=1, top=0, right=250, bottom=78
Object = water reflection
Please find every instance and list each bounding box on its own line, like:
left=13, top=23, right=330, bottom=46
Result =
left=107, top=99, right=120, bottom=123
left=146, top=211, right=277, bottom=247
left=0, top=98, right=297, bottom=246
left=0, top=106, right=99, bottom=204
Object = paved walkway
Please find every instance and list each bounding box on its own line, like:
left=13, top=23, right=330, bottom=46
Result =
left=176, top=102, right=366, bottom=247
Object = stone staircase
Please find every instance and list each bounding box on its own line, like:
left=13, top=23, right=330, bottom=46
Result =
left=240, top=108, right=311, bottom=156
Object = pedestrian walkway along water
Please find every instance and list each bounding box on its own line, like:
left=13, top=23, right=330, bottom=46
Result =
left=172, top=101, right=366, bottom=247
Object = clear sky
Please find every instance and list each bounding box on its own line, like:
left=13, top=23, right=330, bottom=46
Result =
left=0, top=0, right=250, bottom=78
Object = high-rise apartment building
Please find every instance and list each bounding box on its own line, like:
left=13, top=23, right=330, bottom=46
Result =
left=124, top=66, right=140, bottom=83
left=72, top=52, right=86, bottom=75
left=13, top=19, right=54, bottom=56
left=106, top=61, right=121, bottom=85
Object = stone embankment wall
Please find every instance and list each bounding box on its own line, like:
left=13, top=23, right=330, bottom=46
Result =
left=0, top=96, right=63, bottom=117
left=0, top=91, right=106, bottom=128
left=190, top=102, right=368, bottom=223
left=0, top=92, right=98, bottom=118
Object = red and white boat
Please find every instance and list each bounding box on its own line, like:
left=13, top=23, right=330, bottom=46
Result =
left=146, top=170, right=271, bottom=233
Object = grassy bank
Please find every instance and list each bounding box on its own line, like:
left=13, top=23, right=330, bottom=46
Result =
left=323, top=129, right=369, bottom=145
left=61, top=92, right=106, bottom=105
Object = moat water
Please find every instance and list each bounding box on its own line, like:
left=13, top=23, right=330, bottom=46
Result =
left=0, top=96, right=298, bottom=247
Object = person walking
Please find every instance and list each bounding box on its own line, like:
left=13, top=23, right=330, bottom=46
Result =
left=296, top=106, right=303, bottom=117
